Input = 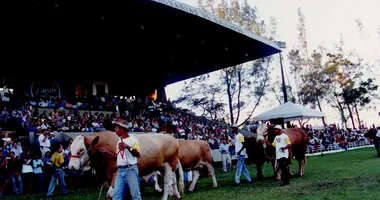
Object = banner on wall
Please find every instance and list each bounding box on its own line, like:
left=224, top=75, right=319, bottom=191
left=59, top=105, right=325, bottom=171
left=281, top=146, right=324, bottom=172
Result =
left=30, top=80, right=61, bottom=99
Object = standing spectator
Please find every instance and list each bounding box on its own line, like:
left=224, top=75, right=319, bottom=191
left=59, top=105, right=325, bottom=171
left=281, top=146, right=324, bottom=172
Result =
left=32, top=154, right=44, bottom=193
left=219, top=139, right=231, bottom=172
left=8, top=152, right=23, bottom=194
left=21, top=150, right=33, bottom=194
left=47, top=144, right=67, bottom=197
left=38, top=130, right=51, bottom=158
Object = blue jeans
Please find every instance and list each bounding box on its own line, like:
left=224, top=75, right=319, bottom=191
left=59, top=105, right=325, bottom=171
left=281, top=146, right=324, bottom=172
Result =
left=113, top=165, right=141, bottom=200
left=235, top=155, right=251, bottom=184
left=47, top=168, right=67, bottom=196
left=10, top=173, right=22, bottom=194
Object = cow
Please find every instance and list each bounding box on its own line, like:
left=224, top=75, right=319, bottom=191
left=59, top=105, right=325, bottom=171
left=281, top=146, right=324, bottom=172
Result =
left=364, top=128, right=380, bottom=157
left=152, top=140, right=218, bottom=192
left=246, top=124, right=309, bottom=181
left=68, top=131, right=184, bottom=200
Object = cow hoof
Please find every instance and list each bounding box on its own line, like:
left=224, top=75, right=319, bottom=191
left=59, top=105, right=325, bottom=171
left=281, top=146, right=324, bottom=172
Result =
left=157, top=189, right=162, bottom=193
left=188, top=189, right=194, bottom=192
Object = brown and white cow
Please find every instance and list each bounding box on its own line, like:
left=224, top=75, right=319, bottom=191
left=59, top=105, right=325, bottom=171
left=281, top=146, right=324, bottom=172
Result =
left=153, top=140, right=218, bottom=192
left=68, top=131, right=184, bottom=200
left=246, top=124, right=309, bottom=180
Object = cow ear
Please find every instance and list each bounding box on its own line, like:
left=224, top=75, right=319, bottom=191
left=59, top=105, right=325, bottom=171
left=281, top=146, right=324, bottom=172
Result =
left=98, top=147, right=117, bottom=158
left=92, top=136, right=100, bottom=146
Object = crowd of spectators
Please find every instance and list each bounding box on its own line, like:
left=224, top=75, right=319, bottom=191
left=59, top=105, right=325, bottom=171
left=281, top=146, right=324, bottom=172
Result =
left=0, top=90, right=376, bottom=197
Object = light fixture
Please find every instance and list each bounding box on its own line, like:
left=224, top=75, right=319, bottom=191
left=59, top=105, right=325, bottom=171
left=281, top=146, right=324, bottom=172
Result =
left=225, top=46, right=228, bottom=51
left=141, top=25, right=144, bottom=30
left=245, top=53, right=248, bottom=57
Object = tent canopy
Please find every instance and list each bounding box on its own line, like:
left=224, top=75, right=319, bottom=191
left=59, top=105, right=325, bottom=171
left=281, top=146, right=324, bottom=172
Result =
left=253, top=102, right=326, bottom=122
left=2, top=0, right=280, bottom=86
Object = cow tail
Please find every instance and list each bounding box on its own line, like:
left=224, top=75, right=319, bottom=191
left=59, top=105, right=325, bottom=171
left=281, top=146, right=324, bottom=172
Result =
left=177, top=159, right=185, bottom=194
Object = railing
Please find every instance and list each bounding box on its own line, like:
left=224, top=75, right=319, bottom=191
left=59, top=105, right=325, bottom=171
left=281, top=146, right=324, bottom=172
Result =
left=306, top=140, right=373, bottom=154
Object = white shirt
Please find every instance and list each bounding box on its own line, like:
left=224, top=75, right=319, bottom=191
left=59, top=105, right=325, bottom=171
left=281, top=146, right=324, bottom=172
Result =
left=234, top=133, right=246, bottom=156
left=33, top=159, right=44, bottom=174
left=11, top=146, right=23, bottom=157
left=116, top=135, right=139, bottom=166
left=38, top=134, right=51, bottom=148
left=376, top=130, right=380, bottom=138
left=273, top=133, right=291, bottom=159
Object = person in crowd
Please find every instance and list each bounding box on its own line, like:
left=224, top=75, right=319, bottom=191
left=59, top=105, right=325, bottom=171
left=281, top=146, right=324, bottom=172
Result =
left=231, top=124, right=252, bottom=186
left=263, top=125, right=292, bottom=186
left=38, top=130, right=51, bottom=159
left=112, top=119, right=141, bottom=200
left=21, top=150, right=33, bottom=194
left=219, top=138, right=231, bottom=172
left=0, top=151, right=9, bottom=197
left=8, top=152, right=23, bottom=194
left=32, top=153, right=44, bottom=193
left=47, top=144, right=67, bottom=197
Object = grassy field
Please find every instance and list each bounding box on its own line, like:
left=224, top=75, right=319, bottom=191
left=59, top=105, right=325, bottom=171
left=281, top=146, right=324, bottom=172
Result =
left=7, top=147, right=380, bottom=200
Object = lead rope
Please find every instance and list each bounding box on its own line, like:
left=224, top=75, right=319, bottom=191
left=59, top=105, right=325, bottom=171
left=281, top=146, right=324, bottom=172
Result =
left=119, top=137, right=138, bottom=199
left=97, top=184, right=104, bottom=200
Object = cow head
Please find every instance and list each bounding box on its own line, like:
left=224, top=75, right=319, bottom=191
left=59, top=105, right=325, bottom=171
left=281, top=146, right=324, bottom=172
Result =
left=256, top=124, right=269, bottom=142
left=364, top=128, right=377, bottom=139
left=68, top=135, right=99, bottom=171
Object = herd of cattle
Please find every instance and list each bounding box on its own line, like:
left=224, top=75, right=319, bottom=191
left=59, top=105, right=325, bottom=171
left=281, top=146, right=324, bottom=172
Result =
left=66, top=124, right=310, bottom=200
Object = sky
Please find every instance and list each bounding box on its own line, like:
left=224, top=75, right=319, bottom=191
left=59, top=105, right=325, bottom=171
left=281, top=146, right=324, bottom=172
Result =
left=165, top=0, right=380, bottom=127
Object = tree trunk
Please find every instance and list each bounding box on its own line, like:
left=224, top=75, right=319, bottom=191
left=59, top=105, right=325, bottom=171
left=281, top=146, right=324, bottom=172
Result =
left=316, top=97, right=326, bottom=126
left=346, top=102, right=356, bottom=129
left=225, top=71, right=234, bottom=124
left=234, top=70, right=242, bottom=124
left=354, top=103, right=362, bottom=129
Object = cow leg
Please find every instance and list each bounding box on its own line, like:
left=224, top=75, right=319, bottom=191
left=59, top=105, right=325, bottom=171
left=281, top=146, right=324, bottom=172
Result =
left=154, top=172, right=163, bottom=192
left=288, top=159, right=294, bottom=178
left=298, top=156, right=306, bottom=177
left=170, top=171, right=181, bottom=200
left=188, top=170, right=200, bottom=192
left=204, top=162, right=217, bottom=188
left=256, top=162, right=264, bottom=181
left=162, top=163, right=178, bottom=200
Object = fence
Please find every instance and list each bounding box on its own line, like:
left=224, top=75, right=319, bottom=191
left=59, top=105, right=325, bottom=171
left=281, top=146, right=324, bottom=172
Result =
left=306, top=140, right=373, bottom=154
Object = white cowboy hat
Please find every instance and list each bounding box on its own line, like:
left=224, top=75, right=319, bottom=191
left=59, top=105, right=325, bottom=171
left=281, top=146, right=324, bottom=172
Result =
left=273, top=125, right=283, bottom=130
left=112, top=119, right=129, bottom=129
left=231, top=124, right=238, bottom=128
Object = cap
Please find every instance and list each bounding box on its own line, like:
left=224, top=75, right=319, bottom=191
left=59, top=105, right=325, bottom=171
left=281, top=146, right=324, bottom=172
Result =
left=274, top=125, right=283, bottom=130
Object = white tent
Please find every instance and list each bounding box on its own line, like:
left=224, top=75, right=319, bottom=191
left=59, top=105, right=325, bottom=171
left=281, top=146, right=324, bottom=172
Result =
left=253, top=102, right=325, bottom=122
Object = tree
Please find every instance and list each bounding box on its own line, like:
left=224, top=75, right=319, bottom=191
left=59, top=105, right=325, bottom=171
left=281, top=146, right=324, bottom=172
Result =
left=174, top=75, right=225, bottom=120
left=341, top=78, right=378, bottom=128
left=179, top=0, right=276, bottom=125
left=287, top=8, right=329, bottom=125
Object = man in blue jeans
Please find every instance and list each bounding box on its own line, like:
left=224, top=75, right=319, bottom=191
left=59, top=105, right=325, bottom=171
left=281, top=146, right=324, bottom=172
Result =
left=47, top=144, right=67, bottom=197
left=112, top=119, right=142, bottom=200
left=231, top=124, right=252, bottom=186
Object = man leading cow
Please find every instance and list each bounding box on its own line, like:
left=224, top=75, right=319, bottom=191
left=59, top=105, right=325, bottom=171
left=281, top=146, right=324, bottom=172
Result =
left=113, top=119, right=142, bottom=200
left=263, top=125, right=291, bottom=186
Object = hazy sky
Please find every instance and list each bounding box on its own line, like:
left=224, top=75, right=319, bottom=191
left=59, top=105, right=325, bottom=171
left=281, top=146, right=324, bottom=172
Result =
left=165, top=0, right=380, bottom=127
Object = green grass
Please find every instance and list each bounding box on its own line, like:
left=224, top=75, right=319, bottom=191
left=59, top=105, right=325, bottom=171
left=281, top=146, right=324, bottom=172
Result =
left=7, top=147, right=380, bottom=200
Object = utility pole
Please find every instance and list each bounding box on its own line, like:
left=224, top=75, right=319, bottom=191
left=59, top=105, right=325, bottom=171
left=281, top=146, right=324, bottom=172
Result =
left=275, top=41, right=291, bottom=128
left=279, top=53, right=288, bottom=103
